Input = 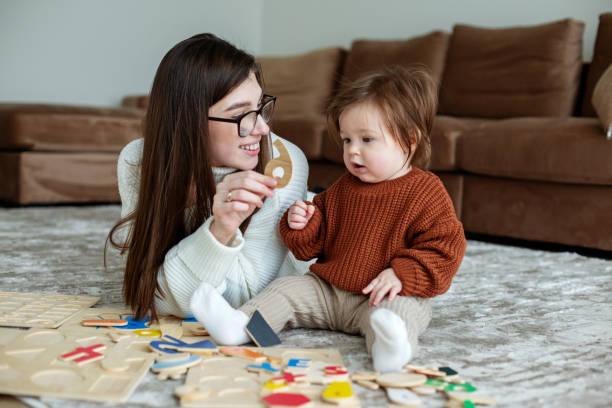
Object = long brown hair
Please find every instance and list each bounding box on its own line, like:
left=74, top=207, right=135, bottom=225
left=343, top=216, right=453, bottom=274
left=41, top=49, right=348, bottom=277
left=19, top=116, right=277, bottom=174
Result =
left=327, top=65, right=437, bottom=169
left=106, top=33, right=270, bottom=320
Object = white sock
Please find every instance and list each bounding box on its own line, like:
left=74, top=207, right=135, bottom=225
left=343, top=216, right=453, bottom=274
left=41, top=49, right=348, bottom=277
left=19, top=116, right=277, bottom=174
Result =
left=370, top=308, right=413, bottom=373
left=190, top=281, right=250, bottom=345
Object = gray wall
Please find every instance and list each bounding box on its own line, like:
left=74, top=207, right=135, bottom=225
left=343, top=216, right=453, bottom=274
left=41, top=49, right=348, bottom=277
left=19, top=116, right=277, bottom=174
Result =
left=1, top=0, right=610, bottom=107
left=0, top=0, right=262, bottom=106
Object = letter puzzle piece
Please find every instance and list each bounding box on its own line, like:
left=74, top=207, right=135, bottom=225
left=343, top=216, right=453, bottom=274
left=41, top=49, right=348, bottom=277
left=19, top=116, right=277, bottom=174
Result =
left=386, top=387, right=421, bottom=407
left=322, top=381, right=359, bottom=406
left=0, top=291, right=99, bottom=328
left=60, top=344, right=106, bottom=366
left=149, top=335, right=217, bottom=355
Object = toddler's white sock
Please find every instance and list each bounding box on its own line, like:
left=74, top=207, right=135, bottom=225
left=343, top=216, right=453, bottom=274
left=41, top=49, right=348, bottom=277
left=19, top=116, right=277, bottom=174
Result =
left=190, top=281, right=250, bottom=345
left=370, top=308, right=413, bottom=373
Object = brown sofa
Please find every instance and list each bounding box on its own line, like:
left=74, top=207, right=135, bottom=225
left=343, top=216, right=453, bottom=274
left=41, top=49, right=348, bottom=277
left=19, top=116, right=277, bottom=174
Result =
left=1, top=15, right=611, bottom=252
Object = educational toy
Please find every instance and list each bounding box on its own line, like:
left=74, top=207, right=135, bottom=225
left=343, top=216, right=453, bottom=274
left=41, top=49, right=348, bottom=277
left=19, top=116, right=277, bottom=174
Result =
left=0, top=291, right=99, bottom=328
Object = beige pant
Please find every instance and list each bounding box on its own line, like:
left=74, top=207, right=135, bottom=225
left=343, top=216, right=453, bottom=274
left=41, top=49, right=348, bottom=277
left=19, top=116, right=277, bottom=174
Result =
left=239, top=273, right=432, bottom=354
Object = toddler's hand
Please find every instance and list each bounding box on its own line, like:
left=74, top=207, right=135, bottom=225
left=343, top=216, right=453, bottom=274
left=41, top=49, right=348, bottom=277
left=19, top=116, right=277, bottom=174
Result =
left=287, top=200, right=315, bottom=230
left=362, top=268, right=402, bottom=307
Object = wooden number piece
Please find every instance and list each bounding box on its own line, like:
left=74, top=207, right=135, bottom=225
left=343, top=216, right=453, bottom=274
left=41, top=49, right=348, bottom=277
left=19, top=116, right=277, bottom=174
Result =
left=264, top=139, right=293, bottom=188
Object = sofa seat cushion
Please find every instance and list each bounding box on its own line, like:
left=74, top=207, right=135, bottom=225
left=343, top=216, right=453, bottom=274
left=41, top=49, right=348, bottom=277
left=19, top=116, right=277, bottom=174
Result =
left=457, top=117, right=612, bottom=185
left=439, top=19, right=584, bottom=118
left=0, top=151, right=120, bottom=204
left=342, top=31, right=450, bottom=84
left=0, top=104, right=143, bottom=152
left=270, top=115, right=326, bottom=160
left=429, top=116, right=490, bottom=171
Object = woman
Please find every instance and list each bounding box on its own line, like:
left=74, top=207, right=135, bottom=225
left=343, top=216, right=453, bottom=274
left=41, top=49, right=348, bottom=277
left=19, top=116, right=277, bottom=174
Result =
left=107, top=33, right=309, bottom=320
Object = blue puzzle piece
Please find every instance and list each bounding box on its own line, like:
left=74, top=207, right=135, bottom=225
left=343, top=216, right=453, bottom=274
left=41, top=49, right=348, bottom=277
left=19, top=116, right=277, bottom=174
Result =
left=287, top=358, right=311, bottom=368
left=152, top=354, right=201, bottom=370
left=149, top=335, right=216, bottom=354
left=247, top=362, right=280, bottom=373
left=114, top=315, right=151, bottom=330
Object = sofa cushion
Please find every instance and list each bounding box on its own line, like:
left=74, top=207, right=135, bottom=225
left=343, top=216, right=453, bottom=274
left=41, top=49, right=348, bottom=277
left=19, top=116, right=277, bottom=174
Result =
left=270, top=115, right=326, bottom=160
left=592, top=64, right=612, bottom=137
left=439, top=19, right=584, bottom=118
left=457, top=117, right=612, bottom=185
left=0, top=104, right=143, bottom=152
left=257, top=47, right=345, bottom=117
left=581, top=13, right=612, bottom=117
left=429, top=116, right=490, bottom=171
left=342, top=31, right=450, bottom=84
left=0, top=151, right=120, bottom=204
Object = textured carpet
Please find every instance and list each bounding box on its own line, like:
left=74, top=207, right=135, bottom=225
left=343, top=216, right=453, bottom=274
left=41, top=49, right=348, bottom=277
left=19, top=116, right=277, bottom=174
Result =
left=1, top=205, right=611, bottom=407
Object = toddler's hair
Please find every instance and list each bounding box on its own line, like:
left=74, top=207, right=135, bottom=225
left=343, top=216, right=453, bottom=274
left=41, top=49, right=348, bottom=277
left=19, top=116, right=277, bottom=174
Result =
left=327, top=65, right=438, bottom=169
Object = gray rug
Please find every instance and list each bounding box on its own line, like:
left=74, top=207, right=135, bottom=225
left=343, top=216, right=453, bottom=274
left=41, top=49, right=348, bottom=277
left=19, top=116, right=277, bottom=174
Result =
left=1, top=205, right=611, bottom=407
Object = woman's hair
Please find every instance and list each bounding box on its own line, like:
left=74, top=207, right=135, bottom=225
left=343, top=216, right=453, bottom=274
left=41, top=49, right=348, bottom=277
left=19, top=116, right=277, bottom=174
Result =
left=327, top=65, right=438, bottom=169
left=106, top=33, right=270, bottom=321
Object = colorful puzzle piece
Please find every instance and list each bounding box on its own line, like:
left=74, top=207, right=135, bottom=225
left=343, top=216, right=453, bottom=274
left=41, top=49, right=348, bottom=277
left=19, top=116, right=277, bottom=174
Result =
left=60, top=344, right=106, bottom=365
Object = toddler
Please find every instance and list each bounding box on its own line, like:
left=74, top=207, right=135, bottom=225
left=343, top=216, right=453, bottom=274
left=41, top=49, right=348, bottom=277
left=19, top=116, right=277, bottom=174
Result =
left=191, top=66, right=466, bottom=372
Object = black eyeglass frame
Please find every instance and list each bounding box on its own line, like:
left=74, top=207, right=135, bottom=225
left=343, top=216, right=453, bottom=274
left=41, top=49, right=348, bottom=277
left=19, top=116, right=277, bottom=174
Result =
left=208, top=94, right=276, bottom=137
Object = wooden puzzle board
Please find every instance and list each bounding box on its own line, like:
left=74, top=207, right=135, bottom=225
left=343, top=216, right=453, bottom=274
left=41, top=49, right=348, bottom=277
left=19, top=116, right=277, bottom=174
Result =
left=0, top=292, right=99, bottom=329
left=178, top=348, right=353, bottom=407
left=0, top=326, right=155, bottom=403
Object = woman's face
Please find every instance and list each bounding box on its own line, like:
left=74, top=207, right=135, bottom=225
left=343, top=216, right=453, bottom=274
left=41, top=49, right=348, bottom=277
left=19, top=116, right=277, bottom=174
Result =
left=207, top=72, right=269, bottom=170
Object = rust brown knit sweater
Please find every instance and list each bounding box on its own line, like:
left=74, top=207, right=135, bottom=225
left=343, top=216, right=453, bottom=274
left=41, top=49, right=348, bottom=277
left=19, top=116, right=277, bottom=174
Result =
left=280, top=168, right=466, bottom=298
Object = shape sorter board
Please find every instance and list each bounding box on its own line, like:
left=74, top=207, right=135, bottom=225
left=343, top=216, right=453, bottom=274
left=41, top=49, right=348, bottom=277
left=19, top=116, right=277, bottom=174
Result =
left=0, top=326, right=156, bottom=403
left=0, top=292, right=99, bottom=329
left=177, top=348, right=356, bottom=408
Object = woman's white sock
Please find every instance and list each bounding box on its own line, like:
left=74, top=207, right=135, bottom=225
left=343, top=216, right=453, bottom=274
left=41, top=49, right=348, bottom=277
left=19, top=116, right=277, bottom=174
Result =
left=189, top=281, right=250, bottom=345
left=370, top=308, right=413, bottom=373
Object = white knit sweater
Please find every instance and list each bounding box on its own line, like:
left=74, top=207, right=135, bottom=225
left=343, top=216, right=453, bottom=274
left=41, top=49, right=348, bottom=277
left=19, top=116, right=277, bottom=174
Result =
left=117, top=134, right=310, bottom=317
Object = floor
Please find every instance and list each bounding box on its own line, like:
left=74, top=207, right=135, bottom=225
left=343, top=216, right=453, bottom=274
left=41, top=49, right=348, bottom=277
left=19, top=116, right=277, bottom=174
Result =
left=0, top=205, right=611, bottom=407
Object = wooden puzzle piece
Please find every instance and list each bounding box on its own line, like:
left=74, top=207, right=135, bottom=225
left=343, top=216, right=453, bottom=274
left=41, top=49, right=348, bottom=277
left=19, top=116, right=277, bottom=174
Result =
left=60, top=344, right=106, bottom=366
left=149, top=335, right=217, bottom=354
left=354, top=380, right=379, bottom=390
left=248, top=362, right=280, bottom=374
left=0, top=291, right=99, bottom=329
left=386, top=387, right=421, bottom=407
left=151, top=353, right=201, bottom=380
left=409, top=385, right=436, bottom=395
left=324, top=366, right=349, bottom=381
left=446, top=391, right=495, bottom=406
left=219, top=346, right=267, bottom=362
left=350, top=371, right=378, bottom=381
left=264, top=139, right=293, bottom=188
left=262, top=392, right=313, bottom=407
left=245, top=310, right=281, bottom=347
left=321, top=381, right=359, bottom=406
left=82, top=319, right=127, bottom=327
left=101, top=336, right=154, bottom=373
left=376, top=372, right=427, bottom=388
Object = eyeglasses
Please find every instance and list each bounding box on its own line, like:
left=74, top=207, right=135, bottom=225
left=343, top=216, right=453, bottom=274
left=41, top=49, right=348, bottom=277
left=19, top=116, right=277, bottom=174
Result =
left=208, top=94, right=276, bottom=137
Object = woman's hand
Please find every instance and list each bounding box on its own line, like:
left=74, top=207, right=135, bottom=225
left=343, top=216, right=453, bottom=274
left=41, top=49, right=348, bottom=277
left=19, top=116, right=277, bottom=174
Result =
left=362, top=267, right=402, bottom=307
left=210, top=170, right=277, bottom=244
left=287, top=200, right=315, bottom=230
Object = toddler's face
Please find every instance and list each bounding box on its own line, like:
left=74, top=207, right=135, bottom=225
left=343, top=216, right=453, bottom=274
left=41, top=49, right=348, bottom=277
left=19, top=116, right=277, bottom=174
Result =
left=339, top=101, right=411, bottom=183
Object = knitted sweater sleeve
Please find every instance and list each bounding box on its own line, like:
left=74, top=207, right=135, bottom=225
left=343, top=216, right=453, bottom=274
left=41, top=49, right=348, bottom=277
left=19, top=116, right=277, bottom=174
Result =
left=390, top=179, right=467, bottom=298
left=279, top=191, right=327, bottom=261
